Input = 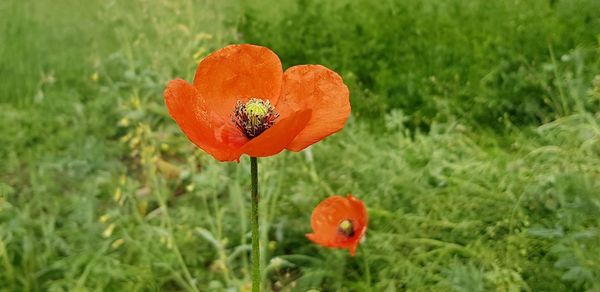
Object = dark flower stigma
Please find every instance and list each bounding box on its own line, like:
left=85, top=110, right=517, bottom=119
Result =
left=232, top=98, right=280, bottom=138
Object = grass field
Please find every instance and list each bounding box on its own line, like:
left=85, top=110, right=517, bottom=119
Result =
left=1, top=0, right=600, bottom=291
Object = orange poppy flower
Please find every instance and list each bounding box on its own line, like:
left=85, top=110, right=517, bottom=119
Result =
left=306, top=194, right=368, bottom=256
left=164, top=44, right=350, bottom=162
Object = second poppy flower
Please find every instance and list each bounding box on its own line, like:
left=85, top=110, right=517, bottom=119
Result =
left=306, top=194, right=368, bottom=256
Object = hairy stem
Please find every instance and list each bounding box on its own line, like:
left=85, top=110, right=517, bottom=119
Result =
left=250, top=157, right=260, bottom=292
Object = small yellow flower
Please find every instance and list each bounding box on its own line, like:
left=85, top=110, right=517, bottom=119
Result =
left=113, top=188, right=122, bottom=202
left=103, top=223, right=116, bottom=238
left=131, top=95, right=141, bottom=109
left=186, top=184, right=195, bottom=192
left=98, top=214, right=110, bottom=224
left=112, top=238, right=125, bottom=249
left=129, top=136, right=140, bottom=148
left=118, top=117, right=130, bottom=127
left=160, top=143, right=170, bottom=151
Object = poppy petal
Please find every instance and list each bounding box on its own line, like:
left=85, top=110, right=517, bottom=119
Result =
left=306, top=232, right=360, bottom=256
left=193, top=44, right=283, bottom=119
left=164, top=79, right=247, bottom=162
left=306, top=232, right=332, bottom=247
left=347, top=194, right=368, bottom=229
left=240, top=110, right=312, bottom=157
left=348, top=242, right=359, bottom=256
left=278, top=65, right=350, bottom=151
left=308, top=195, right=351, bottom=244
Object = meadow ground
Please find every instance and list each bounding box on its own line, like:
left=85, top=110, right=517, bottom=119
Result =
left=1, top=0, right=600, bottom=291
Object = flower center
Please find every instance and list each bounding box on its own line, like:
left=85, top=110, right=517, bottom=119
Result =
left=233, top=98, right=279, bottom=138
left=338, top=219, right=355, bottom=237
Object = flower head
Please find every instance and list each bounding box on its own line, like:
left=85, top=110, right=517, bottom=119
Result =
left=306, top=194, right=368, bottom=256
left=164, top=44, right=350, bottom=162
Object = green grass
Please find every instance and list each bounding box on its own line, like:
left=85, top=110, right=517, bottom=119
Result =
left=1, top=0, right=600, bottom=291
left=241, top=0, right=600, bottom=127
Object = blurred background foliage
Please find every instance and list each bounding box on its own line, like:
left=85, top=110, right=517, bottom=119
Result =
left=241, top=0, right=600, bottom=126
left=1, top=0, right=599, bottom=291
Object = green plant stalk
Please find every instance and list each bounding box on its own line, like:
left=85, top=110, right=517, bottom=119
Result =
left=363, top=249, right=372, bottom=291
left=548, top=44, right=569, bottom=116
left=250, top=157, right=260, bottom=292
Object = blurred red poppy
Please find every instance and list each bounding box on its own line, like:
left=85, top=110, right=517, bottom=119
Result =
left=164, top=44, right=350, bottom=162
left=306, top=194, right=368, bottom=256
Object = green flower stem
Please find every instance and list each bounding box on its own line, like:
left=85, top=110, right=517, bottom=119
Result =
left=250, top=157, right=260, bottom=292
